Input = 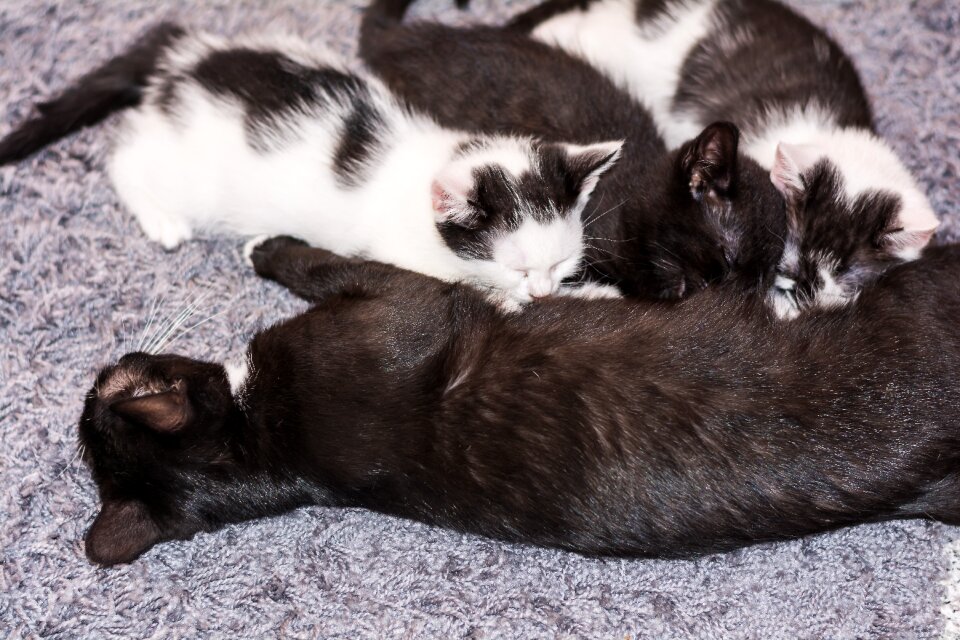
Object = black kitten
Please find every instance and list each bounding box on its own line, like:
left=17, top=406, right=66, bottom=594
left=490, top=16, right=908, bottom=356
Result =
left=361, top=0, right=787, bottom=301
left=81, top=236, right=960, bottom=565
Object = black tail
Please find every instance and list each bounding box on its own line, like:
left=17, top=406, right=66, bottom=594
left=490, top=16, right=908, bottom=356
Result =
left=359, top=0, right=418, bottom=59
left=0, top=22, right=185, bottom=165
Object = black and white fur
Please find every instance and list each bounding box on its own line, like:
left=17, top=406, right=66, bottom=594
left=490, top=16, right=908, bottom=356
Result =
left=505, top=0, right=939, bottom=312
left=0, top=25, right=623, bottom=305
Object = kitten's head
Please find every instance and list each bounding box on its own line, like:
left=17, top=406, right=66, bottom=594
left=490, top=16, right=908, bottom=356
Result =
left=767, top=135, right=938, bottom=318
left=649, top=122, right=786, bottom=300
left=78, top=352, right=241, bottom=565
left=432, top=137, right=623, bottom=303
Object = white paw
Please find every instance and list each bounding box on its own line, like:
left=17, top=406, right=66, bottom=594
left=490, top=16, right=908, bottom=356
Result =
left=557, top=282, right=623, bottom=300
left=243, top=235, right=272, bottom=268
left=137, top=213, right=193, bottom=250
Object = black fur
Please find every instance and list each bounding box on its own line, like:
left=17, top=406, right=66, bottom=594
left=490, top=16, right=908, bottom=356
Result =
left=0, top=22, right=185, bottom=164
left=671, top=0, right=874, bottom=137
left=359, top=0, right=787, bottom=300
left=79, top=237, right=960, bottom=566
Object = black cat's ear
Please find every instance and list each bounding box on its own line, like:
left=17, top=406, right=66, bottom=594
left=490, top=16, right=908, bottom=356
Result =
left=563, top=140, right=624, bottom=204
left=85, top=499, right=162, bottom=566
left=680, top=122, right=740, bottom=197
left=110, top=381, right=190, bottom=432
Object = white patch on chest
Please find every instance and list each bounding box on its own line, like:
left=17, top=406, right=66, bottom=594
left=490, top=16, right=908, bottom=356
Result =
left=532, top=0, right=718, bottom=147
left=224, top=359, right=250, bottom=397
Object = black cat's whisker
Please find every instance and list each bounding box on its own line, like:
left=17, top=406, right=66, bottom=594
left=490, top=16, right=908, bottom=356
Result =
left=582, top=198, right=628, bottom=228
left=154, top=305, right=229, bottom=355
left=146, top=292, right=216, bottom=355
left=143, top=295, right=205, bottom=355
left=137, top=294, right=165, bottom=352
left=54, top=444, right=85, bottom=482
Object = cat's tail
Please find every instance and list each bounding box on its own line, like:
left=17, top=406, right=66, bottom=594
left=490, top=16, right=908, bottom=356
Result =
left=0, top=22, right=185, bottom=165
left=360, top=0, right=471, bottom=57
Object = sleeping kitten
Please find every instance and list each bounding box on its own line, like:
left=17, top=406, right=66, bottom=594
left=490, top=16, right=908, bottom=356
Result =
left=79, top=236, right=960, bottom=566
left=359, top=0, right=934, bottom=316
left=0, top=25, right=622, bottom=305
left=505, top=0, right=940, bottom=303
left=362, top=1, right=785, bottom=302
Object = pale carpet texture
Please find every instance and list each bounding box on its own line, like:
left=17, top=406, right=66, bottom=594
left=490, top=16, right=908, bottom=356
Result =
left=1, top=1, right=958, bottom=638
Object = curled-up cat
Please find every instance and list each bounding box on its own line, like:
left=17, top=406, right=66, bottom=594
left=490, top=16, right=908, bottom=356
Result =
left=359, top=0, right=936, bottom=317
left=0, top=25, right=623, bottom=306
left=503, top=0, right=939, bottom=310
left=80, top=235, right=960, bottom=566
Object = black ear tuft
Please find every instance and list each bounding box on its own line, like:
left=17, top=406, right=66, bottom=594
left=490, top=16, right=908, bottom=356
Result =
left=110, top=381, right=190, bottom=432
left=85, top=499, right=162, bottom=566
left=680, top=122, right=740, bottom=197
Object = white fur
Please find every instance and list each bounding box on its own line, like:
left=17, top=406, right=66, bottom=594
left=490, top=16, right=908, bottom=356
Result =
left=224, top=359, right=249, bottom=396
left=557, top=282, right=623, bottom=299
left=765, top=121, right=939, bottom=250
left=483, top=214, right=585, bottom=303
left=106, top=33, right=621, bottom=304
left=532, top=0, right=718, bottom=147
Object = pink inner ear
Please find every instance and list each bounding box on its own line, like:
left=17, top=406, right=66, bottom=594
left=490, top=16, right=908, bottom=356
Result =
left=431, top=181, right=451, bottom=217
left=770, top=144, right=803, bottom=196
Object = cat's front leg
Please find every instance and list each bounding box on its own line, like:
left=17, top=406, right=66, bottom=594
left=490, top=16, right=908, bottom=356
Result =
left=556, top=282, right=623, bottom=300
left=245, top=236, right=388, bottom=303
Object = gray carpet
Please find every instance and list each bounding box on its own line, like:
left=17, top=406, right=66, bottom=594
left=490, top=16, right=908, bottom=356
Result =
left=1, top=1, right=958, bottom=637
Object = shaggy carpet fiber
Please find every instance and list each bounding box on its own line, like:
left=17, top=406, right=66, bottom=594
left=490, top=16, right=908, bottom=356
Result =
left=1, top=0, right=958, bottom=637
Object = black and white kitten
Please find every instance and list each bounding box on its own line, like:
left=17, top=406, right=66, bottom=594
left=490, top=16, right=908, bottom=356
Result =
left=79, top=236, right=960, bottom=566
left=359, top=0, right=934, bottom=315
left=0, top=25, right=623, bottom=305
left=362, top=1, right=785, bottom=302
left=505, top=0, right=939, bottom=310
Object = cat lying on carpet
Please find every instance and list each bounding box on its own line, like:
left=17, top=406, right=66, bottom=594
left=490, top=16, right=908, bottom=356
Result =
left=80, top=236, right=960, bottom=566
left=0, top=25, right=624, bottom=307
left=360, top=0, right=939, bottom=317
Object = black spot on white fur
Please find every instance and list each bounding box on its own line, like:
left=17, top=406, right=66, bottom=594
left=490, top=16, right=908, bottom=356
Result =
left=190, top=48, right=386, bottom=163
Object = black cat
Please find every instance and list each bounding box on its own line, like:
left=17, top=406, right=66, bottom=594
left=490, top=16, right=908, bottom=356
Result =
left=81, top=236, right=960, bottom=566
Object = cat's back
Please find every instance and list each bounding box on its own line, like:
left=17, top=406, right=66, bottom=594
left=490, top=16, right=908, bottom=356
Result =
left=673, top=0, right=872, bottom=136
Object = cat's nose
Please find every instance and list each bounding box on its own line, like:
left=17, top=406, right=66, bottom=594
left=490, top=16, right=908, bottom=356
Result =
left=528, top=277, right=555, bottom=299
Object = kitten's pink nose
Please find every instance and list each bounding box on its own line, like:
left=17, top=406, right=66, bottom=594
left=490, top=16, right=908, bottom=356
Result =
left=529, top=277, right=554, bottom=299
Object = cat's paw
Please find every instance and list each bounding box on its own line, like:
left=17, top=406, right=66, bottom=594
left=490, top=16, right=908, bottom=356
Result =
left=242, top=235, right=272, bottom=267
left=246, top=235, right=309, bottom=275
left=557, top=282, right=623, bottom=300
left=137, top=212, right=193, bottom=250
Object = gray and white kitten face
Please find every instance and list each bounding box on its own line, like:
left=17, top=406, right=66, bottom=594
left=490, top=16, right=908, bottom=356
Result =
left=767, top=138, right=938, bottom=319
left=432, top=137, right=623, bottom=304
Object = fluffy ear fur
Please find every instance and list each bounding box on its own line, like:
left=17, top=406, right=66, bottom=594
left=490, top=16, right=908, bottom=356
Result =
left=563, top=140, right=624, bottom=203
left=680, top=122, right=740, bottom=197
left=881, top=227, right=937, bottom=260
left=431, top=164, right=481, bottom=227
left=85, top=499, right=162, bottom=565
left=771, top=142, right=823, bottom=198
left=110, top=382, right=190, bottom=432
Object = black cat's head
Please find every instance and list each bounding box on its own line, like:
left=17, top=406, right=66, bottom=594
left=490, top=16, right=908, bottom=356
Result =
left=649, top=122, right=786, bottom=299
left=78, top=352, right=241, bottom=565
left=433, top=136, right=623, bottom=303
left=767, top=139, right=938, bottom=318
